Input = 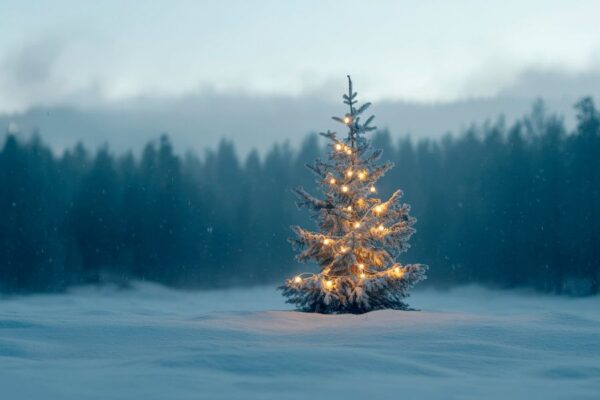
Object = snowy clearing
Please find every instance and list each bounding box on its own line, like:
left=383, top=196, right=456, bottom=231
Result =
left=1, top=284, right=599, bottom=400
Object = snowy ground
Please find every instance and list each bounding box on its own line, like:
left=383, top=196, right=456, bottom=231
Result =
left=1, top=284, right=599, bottom=400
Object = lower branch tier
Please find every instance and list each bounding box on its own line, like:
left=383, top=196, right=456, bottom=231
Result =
left=279, top=264, right=428, bottom=314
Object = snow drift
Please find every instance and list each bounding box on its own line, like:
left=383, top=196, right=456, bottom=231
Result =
left=1, top=284, right=599, bottom=399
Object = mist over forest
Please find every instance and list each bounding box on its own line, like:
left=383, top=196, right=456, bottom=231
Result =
left=0, top=87, right=582, bottom=156
left=1, top=97, right=599, bottom=295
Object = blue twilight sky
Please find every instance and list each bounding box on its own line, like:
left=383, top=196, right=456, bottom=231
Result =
left=1, top=0, right=600, bottom=152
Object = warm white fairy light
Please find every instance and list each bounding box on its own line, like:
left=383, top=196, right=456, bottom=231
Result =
left=343, top=116, right=352, bottom=124
left=374, top=205, right=383, bottom=213
left=346, top=205, right=352, bottom=211
left=329, top=178, right=336, bottom=185
left=323, top=238, right=331, bottom=245
left=325, top=280, right=334, bottom=288
left=370, top=186, right=376, bottom=193
left=340, top=246, right=348, bottom=253
left=378, top=224, right=385, bottom=231
left=346, top=170, right=353, bottom=178
left=294, top=276, right=302, bottom=283
left=341, top=185, right=349, bottom=193
left=335, top=143, right=342, bottom=151
left=358, top=171, right=366, bottom=180
left=358, top=263, right=365, bottom=270
left=353, top=222, right=361, bottom=229
left=360, top=272, right=366, bottom=279
left=393, top=266, right=405, bottom=278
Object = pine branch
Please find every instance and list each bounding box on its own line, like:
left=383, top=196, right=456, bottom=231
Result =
left=293, top=187, right=333, bottom=211
left=365, top=148, right=383, bottom=163
left=305, top=163, right=324, bottom=178
left=363, top=115, right=375, bottom=128
left=319, top=130, right=337, bottom=140
left=355, top=102, right=371, bottom=115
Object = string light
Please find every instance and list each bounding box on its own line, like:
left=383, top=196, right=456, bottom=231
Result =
left=329, top=178, right=336, bottom=185
left=335, top=143, right=342, bottom=151
left=370, top=186, right=376, bottom=193
left=346, top=205, right=352, bottom=211
left=345, top=148, right=352, bottom=155
left=378, top=224, right=385, bottom=231
left=358, top=171, right=366, bottom=180
left=284, top=269, right=409, bottom=287
left=346, top=170, right=354, bottom=178
left=323, top=238, right=331, bottom=245
left=374, top=205, right=383, bottom=213
left=354, top=222, right=361, bottom=229
left=341, top=185, right=349, bottom=193
left=343, top=116, right=352, bottom=124
left=340, top=246, right=348, bottom=253
left=357, top=199, right=365, bottom=207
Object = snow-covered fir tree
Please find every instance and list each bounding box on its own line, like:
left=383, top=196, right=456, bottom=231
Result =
left=280, top=76, right=427, bottom=314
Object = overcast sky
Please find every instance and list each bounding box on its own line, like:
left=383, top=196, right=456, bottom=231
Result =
left=1, top=0, right=599, bottom=111
left=1, top=1, right=600, bottom=153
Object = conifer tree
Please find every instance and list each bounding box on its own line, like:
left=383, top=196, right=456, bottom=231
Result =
left=280, top=76, right=427, bottom=313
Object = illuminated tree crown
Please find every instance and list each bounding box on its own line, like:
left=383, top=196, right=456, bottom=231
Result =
left=280, top=76, right=427, bottom=314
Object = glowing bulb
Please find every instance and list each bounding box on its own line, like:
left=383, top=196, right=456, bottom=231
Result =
left=329, top=178, right=336, bottom=185
left=343, top=116, right=351, bottom=124
left=323, top=238, right=331, bottom=245
left=335, top=143, right=342, bottom=151
left=346, top=205, right=352, bottom=211
left=374, top=205, right=383, bottom=213
left=358, top=171, right=366, bottom=180
left=394, top=267, right=401, bottom=274
left=294, top=276, right=302, bottom=283
left=323, top=267, right=330, bottom=274
left=340, top=246, right=348, bottom=253
left=378, top=224, right=385, bottom=231
left=353, top=222, right=361, bottom=229
left=357, top=199, right=365, bottom=207
left=360, top=272, right=366, bottom=279
left=358, top=263, right=365, bottom=270
left=346, top=170, right=353, bottom=177
left=341, top=185, right=349, bottom=193
left=345, top=148, right=352, bottom=155
left=370, top=186, right=376, bottom=193
left=326, top=280, right=334, bottom=288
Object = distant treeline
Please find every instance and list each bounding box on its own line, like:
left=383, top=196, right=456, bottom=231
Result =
left=1, top=98, right=599, bottom=294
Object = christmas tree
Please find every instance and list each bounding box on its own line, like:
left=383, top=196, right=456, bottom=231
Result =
left=280, top=76, right=427, bottom=314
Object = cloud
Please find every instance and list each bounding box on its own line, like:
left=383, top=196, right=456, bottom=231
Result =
left=498, top=67, right=600, bottom=99
left=0, top=35, right=67, bottom=111
left=0, top=86, right=580, bottom=157
left=5, top=39, right=62, bottom=85
left=1, top=57, right=598, bottom=155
